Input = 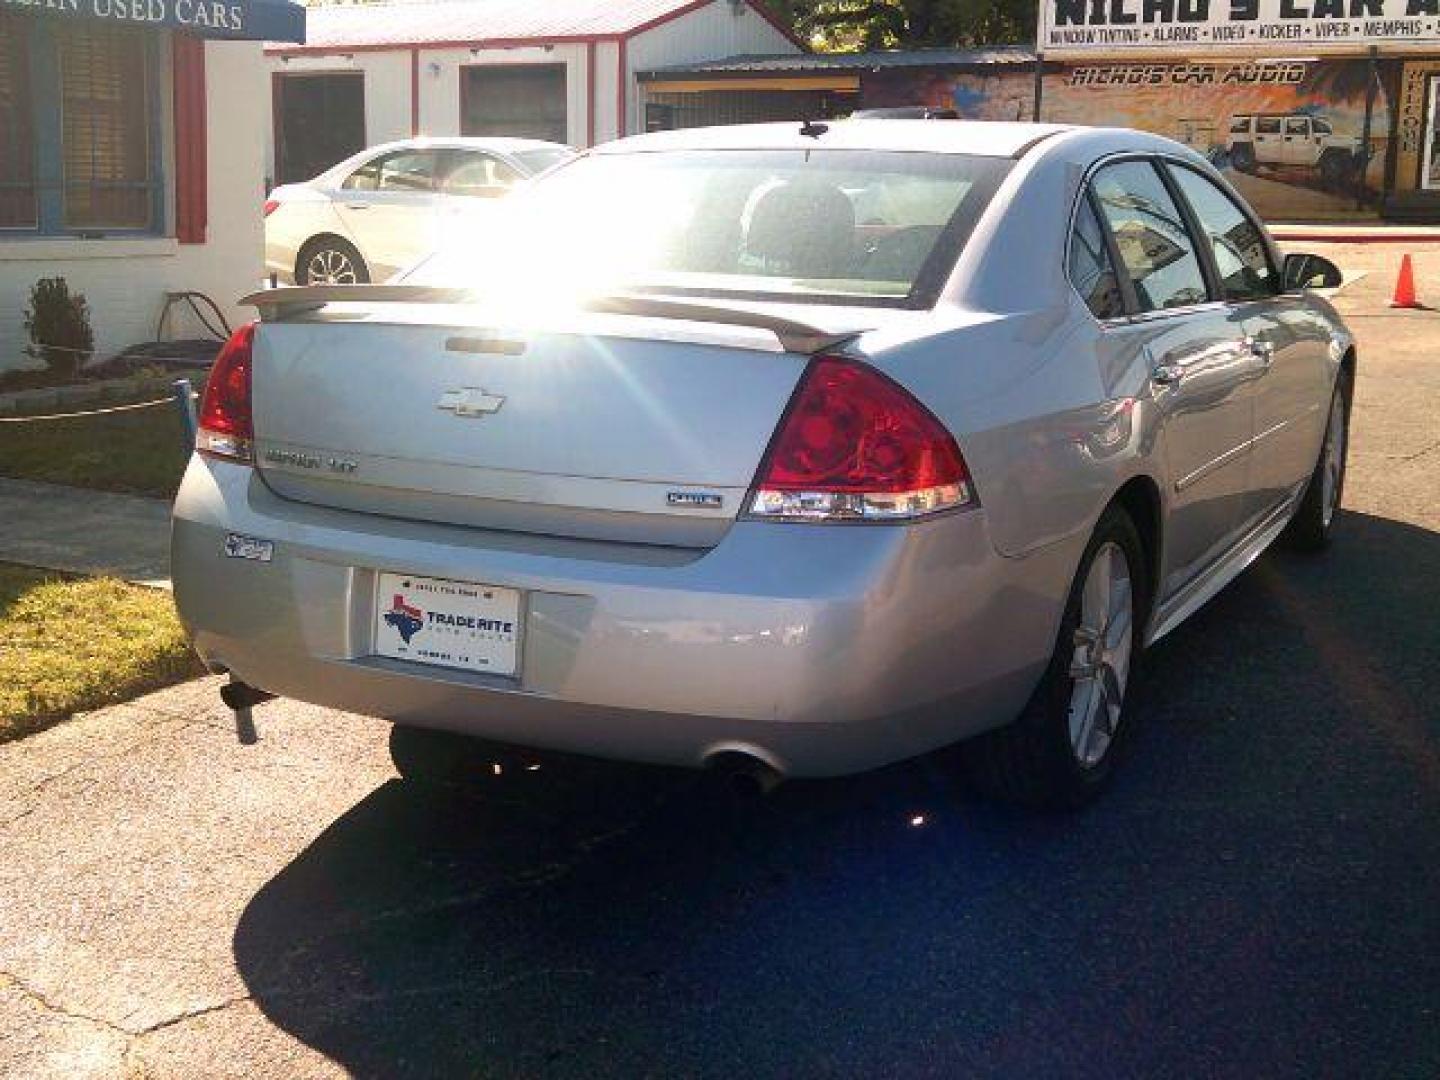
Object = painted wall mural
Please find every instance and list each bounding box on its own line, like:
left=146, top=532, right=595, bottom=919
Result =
left=864, top=60, right=1392, bottom=219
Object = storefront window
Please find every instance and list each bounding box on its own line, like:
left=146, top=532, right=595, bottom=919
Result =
left=60, top=26, right=153, bottom=230
left=0, top=18, right=160, bottom=235
left=0, top=16, right=37, bottom=229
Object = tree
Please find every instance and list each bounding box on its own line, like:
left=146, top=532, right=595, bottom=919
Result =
left=761, top=0, right=1035, bottom=51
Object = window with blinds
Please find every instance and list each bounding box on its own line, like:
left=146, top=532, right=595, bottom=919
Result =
left=58, top=25, right=154, bottom=230
left=0, top=15, right=37, bottom=229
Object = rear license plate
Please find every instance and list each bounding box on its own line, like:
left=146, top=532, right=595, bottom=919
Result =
left=375, top=572, right=521, bottom=676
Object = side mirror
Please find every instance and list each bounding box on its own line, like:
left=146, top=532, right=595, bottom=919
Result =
left=1282, top=252, right=1343, bottom=291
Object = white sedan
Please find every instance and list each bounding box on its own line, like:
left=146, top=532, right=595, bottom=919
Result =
left=263, top=137, right=574, bottom=286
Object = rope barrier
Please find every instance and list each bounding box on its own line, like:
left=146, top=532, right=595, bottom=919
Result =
left=0, top=395, right=194, bottom=424
left=20, top=341, right=99, bottom=358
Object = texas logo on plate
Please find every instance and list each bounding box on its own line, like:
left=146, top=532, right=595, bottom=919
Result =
left=374, top=573, right=521, bottom=676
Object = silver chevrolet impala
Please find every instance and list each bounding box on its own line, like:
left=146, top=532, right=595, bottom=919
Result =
left=173, top=120, right=1354, bottom=808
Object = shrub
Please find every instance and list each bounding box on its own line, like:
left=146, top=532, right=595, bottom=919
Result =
left=23, top=277, right=94, bottom=381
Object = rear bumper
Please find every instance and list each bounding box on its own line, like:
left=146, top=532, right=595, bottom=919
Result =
left=263, top=245, right=296, bottom=285
left=171, top=458, right=1078, bottom=777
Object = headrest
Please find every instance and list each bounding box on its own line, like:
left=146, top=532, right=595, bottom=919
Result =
left=745, top=181, right=856, bottom=278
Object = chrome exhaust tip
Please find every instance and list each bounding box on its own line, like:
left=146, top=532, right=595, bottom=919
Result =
left=704, top=750, right=785, bottom=796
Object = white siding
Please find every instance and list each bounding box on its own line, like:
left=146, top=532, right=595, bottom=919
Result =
left=0, top=39, right=266, bottom=372
left=624, top=0, right=800, bottom=136
left=593, top=40, right=622, bottom=144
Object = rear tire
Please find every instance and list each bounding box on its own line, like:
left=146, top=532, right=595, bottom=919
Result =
left=1318, top=151, right=1351, bottom=192
left=965, top=504, right=1149, bottom=810
left=1282, top=376, right=1350, bottom=552
left=296, top=236, right=369, bottom=286
left=1231, top=144, right=1256, bottom=173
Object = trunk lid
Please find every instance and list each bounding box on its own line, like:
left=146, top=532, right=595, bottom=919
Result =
left=249, top=300, right=870, bottom=547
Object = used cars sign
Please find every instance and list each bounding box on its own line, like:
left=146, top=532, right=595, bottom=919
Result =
left=0, top=0, right=304, bottom=41
left=1040, top=0, right=1440, bottom=54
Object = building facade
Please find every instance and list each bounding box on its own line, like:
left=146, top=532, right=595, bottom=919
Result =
left=641, top=1, right=1440, bottom=222
left=262, top=0, right=803, bottom=189
left=0, top=0, right=303, bottom=371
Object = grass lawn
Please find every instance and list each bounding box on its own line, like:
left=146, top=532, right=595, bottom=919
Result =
left=0, top=389, right=194, bottom=498
left=0, top=564, right=205, bottom=742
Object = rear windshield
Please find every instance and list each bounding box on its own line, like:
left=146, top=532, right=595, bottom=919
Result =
left=405, top=149, right=1011, bottom=308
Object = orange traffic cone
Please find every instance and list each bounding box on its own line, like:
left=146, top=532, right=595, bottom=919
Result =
left=1390, top=253, right=1420, bottom=309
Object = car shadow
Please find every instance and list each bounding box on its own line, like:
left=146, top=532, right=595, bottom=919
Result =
left=232, top=511, right=1440, bottom=1079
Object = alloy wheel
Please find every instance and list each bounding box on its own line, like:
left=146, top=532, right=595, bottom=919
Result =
left=306, top=247, right=358, bottom=285
left=1067, top=541, right=1135, bottom=769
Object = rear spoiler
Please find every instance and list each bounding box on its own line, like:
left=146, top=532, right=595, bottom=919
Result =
left=239, top=285, right=862, bottom=356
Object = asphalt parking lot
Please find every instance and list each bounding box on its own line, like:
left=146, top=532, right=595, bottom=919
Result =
left=2, top=242, right=1438, bottom=1079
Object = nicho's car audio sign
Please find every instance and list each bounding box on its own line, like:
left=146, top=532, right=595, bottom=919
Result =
left=1041, top=0, right=1440, bottom=54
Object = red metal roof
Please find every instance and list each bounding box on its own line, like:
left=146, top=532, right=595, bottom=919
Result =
left=271, top=0, right=800, bottom=53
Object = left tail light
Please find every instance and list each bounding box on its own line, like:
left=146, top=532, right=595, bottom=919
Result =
left=745, top=356, right=975, bottom=522
left=197, top=323, right=256, bottom=463
left=263, top=198, right=280, bottom=217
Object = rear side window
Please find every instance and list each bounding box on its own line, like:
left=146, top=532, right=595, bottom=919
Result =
left=1090, top=161, right=1209, bottom=312
left=1257, top=117, right=1281, bottom=134
left=1168, top=165, right=1277, bottom=302
left=1068, top=197, right=1126, bottom=319
left=1229, top=117, right=1250, bottom=134
left=1285, top=118, right=1309, bottom=136
left=344, top=150, right=437, bottom=192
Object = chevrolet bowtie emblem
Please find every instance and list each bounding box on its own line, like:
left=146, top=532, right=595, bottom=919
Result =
left=437, top=388, right=506, bottom=417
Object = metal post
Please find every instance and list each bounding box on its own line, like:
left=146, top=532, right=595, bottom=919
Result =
left=172, top=378, right=197, bottom=453
left=230, top=675, right=258, bottom=745
left=1359, top=46, right=1379, bottom=212
left=1032, top=50, right=1045, bottom=122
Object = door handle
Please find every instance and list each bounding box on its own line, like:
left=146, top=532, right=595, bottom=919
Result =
left=1151, top=363, right=1184, bottom=386
left=344, top=202, right=371, bottom=210
left=1246, top=338, right=1276, bottom=365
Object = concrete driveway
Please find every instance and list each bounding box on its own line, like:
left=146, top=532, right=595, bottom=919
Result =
left=2, top=243, right=1438, bottom=1079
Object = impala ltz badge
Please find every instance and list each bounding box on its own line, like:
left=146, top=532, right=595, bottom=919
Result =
left=438, top=388, right=506, bottom=417
left=667, top=491, right=724, bottom=510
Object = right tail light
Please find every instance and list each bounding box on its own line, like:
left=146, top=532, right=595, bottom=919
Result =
left=745, top=356, right=975, bottom=522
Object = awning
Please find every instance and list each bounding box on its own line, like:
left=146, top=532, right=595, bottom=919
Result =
left=645, top=75, right=861, bottom=94
left=0, top=0, right=305, bottom=43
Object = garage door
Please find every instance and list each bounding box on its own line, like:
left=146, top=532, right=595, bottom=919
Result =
left=275, top=72, right=365, bottom=185
left=461, top=64, right=567, bottom=144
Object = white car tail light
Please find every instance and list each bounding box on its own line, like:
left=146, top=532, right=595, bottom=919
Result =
left=196, top=323, right=256, bottom=463
left=746, top=356, right=974, bottom=522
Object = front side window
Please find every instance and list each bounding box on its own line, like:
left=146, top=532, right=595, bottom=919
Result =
left=1313, top=118, right=1333, bottom=135
left=407, top=149, right=1010, bottom=308
left=1090, top=160, right=1209, bottom=312
left=1168, top=165, right=1277, bottom=302
left=511, top=147, right=574, bottom=175
left=1068, top=196, right=1125, bottom=319
left=442, top=151, right=522, bottom=197
left=0, top=18, right=159, bottom=234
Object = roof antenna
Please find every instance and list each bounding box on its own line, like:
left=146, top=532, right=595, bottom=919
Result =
left=799, top=118, right=829, bottom=139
